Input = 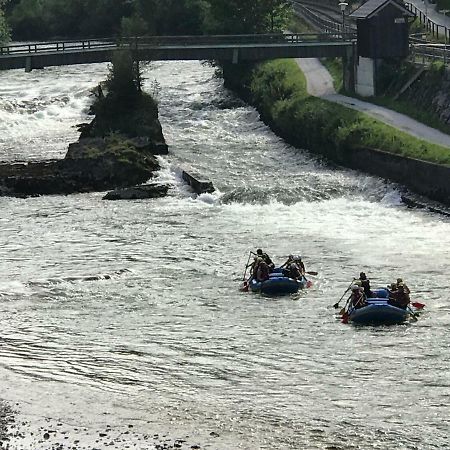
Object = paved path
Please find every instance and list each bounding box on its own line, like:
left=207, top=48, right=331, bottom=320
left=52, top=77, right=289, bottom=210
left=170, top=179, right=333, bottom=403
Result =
left=408, top=0, right=450, bottom=28
left=296, top=58, right=450, bottom=148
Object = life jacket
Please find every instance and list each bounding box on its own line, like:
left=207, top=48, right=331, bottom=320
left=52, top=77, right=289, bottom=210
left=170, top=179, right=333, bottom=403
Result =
left=287, top=262, right=301, bottom=279
left=360, top=279, right=372, bottom=297
left=256, top=262, right=270, bottom=282
left=261, top=252, right=274, bottom=267
left=351, top=290, right=365, bottom=308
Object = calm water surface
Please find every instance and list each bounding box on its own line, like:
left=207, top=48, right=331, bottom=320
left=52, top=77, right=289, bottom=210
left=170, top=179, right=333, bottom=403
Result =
left=0, top=61, right=449, bottom=449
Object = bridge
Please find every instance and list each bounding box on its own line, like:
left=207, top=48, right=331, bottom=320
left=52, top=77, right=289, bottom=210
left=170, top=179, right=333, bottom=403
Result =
left=0, top=33, right=355, bottom=72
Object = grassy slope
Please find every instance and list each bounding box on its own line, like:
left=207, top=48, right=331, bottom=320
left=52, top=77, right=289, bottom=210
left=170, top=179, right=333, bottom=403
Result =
left=321, top=58, right=450, bottom=136
left=249, top=59, right=450, bottom=165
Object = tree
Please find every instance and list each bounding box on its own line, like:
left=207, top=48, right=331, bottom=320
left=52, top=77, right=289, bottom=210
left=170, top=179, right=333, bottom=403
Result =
left=8, top=0, right=47, bottom=39
left=0, top=0, right=11, bottom=43
left=105, top=50, right=143, bottom=105
left=263, top=0, right=291, bottom=33
left=206, top=0, right=291, bottom=34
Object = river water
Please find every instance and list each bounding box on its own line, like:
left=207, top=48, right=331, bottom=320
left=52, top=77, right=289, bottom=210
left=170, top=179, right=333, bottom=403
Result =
left=0, top=61, right=449, bottom=449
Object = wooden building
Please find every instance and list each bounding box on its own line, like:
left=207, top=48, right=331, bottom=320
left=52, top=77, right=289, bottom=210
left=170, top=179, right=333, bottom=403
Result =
left=350, top=0, right=415, bottom=59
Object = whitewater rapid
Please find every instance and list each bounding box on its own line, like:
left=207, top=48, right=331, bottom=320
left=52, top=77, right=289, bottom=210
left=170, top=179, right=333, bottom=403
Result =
left=0, top=61, right=449, bottom=449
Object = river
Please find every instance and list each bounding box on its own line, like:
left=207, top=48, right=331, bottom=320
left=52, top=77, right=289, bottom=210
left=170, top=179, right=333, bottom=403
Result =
left=0, top=61, right=449, bottom=449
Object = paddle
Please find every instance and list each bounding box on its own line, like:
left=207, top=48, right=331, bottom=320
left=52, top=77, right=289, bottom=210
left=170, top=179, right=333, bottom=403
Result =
left=306, top=271, right=318, bottom=276
left=333, top=280, right=355, bottom=308
left=407, top=305, right=419, bottom=322
left=240, top=251, right=253, bottom=292
left=412, top=301, right=425, bottom=309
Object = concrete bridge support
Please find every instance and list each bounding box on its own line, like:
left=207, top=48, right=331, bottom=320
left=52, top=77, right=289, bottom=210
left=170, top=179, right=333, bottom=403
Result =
left=355, top=57, right=377, bottom=97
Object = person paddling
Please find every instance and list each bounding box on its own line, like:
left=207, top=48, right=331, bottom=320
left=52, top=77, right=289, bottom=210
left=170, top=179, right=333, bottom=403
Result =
left=359, top=272, right=372, bottom=298
left=256, top=248, right=275, bottom=271
left=388, top=284, right=410, bottom=309
left=350, top=283, right=367, bottom=309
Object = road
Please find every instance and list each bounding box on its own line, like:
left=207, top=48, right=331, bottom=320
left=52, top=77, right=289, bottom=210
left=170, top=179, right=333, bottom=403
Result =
left=296, top=58, right=450, bottom=148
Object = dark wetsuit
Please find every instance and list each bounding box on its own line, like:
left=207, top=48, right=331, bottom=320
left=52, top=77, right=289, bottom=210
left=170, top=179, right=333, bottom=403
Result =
left=388, top=291, right=410, bottom=309
left=360, top=278, right=372, bottom=298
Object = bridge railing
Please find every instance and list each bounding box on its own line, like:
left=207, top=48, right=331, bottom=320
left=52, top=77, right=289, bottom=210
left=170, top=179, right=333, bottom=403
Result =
left=0, top=38, right=117, bottom=55
left=0, top=33, right=354, bottom=57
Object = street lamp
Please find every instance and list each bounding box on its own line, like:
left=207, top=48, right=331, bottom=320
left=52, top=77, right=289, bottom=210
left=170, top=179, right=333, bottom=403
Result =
left=339, top=1, right=349, bottom=34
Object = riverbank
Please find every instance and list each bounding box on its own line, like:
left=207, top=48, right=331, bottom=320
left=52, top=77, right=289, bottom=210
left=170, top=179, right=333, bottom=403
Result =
left=222, top=59, right=450, bottom=205
left=322, top=58, right=450, bottom=136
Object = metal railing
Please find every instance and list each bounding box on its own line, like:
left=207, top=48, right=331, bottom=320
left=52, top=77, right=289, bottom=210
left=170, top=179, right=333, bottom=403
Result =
left=293, top=0, right=449, bottom=66
left=0, top=33, right=354, bottom=57
left=0, top=38, right=116, bottom=55
left=405, top=2, right=450, bottom=43
left=411, top=42, right=450, bottom=65
left=292, top=2, right=356, bottom=35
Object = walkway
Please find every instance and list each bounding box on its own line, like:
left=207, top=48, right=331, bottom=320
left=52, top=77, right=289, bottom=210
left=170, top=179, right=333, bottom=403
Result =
left=408, top=0, right=450, bottom=28
left=296, top=58, right=450, bottom=148
left=0, top=33, right=353, bottom=71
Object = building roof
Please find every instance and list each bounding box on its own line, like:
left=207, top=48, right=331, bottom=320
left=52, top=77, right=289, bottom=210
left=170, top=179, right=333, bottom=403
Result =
left=349, top=0, right=415, bottom=19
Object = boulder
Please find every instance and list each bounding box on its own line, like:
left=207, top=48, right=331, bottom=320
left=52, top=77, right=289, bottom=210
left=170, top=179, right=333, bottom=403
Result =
left=182, top=170, right=215, bottom=194
left=103, top=184, right=169, bottom=200
left=0, top=137, right=161, bottom=197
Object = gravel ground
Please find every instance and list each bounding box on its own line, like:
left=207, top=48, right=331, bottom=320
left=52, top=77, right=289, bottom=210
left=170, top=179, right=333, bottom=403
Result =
left=0, top=401, right=212, bottom=450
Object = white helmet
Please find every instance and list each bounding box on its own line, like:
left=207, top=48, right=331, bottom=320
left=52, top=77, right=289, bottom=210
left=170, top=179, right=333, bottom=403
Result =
left=351, top=285, right=360, bottom=291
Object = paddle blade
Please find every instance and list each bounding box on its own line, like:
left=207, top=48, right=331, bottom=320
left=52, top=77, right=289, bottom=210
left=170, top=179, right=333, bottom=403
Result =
left=339, top=307, right=346, bottom=315
left=412, top=302, right=425, bottom=309
left=333, top=303, right=340, bottom=309
left=306, top=271, right=318, bottom=276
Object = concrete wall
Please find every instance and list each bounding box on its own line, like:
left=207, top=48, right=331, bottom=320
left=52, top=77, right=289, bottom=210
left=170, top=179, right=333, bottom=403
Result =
left=343, top=147, right=450, bottom=205
left=355, top=56, right=376, bottom=97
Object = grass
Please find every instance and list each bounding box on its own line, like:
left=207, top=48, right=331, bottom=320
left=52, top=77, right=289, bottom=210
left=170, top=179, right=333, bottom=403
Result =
left=288, top=15, right=316, bottom=34
left=320, top=58, right=343, bottom=92
left=321, top=57, right=450, bottom=136
left=248, top=59, right=450, bottom=165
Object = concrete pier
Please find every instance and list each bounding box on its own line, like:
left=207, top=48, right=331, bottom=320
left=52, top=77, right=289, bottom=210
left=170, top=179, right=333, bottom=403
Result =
left=182, top=170, right=215, bottom=195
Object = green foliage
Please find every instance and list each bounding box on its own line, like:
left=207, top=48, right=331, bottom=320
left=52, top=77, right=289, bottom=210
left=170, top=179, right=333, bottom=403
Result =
left=7, top=0, right=208, bottom=39
left=85, top=51, right=160, bottom=138
left=105, top=51, right=143, bottom=102
left=0, top=0, right=10, bottom=44
left=244, top=60, right=450, bottom=165
left=436, top=0, right=450, bottom=11
left=324, top=58, right=450, bottom=136
left=121, top=13, right=148, bottom=37
left=206, top=0, right=292, bottom=34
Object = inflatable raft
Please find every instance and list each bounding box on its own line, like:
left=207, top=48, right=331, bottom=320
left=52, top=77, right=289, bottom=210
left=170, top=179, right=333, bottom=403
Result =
left=347, top=288, right=409, bottom=325
left=249, top=269, right=309, bottom=295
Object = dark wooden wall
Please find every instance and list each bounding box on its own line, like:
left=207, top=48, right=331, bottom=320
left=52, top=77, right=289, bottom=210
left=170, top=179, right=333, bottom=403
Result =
left=357, top=4, right=410, bottom=58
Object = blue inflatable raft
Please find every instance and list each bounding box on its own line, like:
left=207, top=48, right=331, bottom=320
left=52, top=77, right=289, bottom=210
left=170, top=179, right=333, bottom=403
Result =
left=348, top=288, right=409, bottom=325
left=249, top=269, right=308, bottom=295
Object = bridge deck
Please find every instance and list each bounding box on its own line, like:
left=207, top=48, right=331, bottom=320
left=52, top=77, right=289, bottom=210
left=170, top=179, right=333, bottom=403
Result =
left=0, top=34, right=355, bottom=71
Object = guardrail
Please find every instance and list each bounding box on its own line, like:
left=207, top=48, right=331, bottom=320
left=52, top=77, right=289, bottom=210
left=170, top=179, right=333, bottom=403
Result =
left=292, top=1, right=356, bottom=35
left=0, top=33, right=355, bottom=57
left=411, top=43, right=450, bottom=64
left=405, top=2, right=450, bottom=42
